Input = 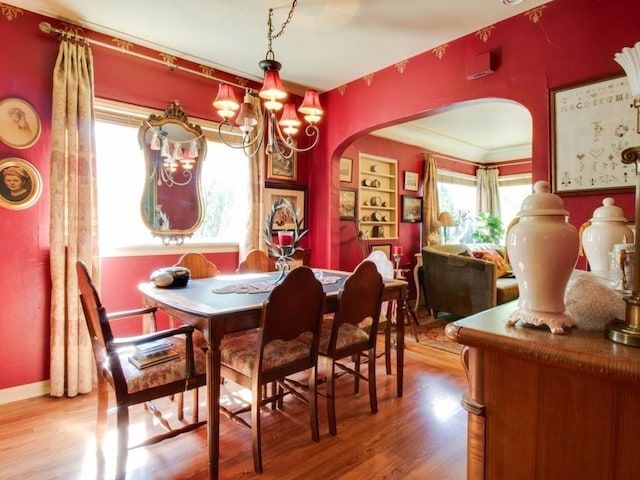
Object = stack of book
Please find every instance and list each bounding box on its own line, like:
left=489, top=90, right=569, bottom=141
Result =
left=128, top=338, right=179, bottom=369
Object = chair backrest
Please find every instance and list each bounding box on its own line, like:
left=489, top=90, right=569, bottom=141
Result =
left=258, top=266, right=325, bottom=374
left=174, top=253, right=219, bottom=279
left=367, top=250, right=395, bottom=280
left=76, top=261, right=122, bottom=382
left=237, top=249, right=272, bottom=273
left=330, top=260, right=384, bottom=352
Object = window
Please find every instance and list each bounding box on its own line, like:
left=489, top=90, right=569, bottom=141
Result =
left=437, top=170, right=477, bottom=244
left=499, top=174, right=532, bottom=228
left=95, top=99, right=250, bottom=253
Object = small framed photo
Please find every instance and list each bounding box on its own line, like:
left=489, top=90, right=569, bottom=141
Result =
left=369, top=243, right=391, bottom=260
left=404, top=171, right=419, bottom=191
left=263, top=183, right=307, bottom=231
left=401, top=195, right=423, bottom=223
left=267, top=150, right=297, bottom=182
left=339, top=157, right=353, bottom=182
left=0, top=157, right=42, bottom=210
left=0, top=97, right=41, bottom=149
left=339, top=188, right=357, bottom=220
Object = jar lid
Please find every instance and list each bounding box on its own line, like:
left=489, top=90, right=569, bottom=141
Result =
left=589, top=197, right=628, bottom=222
left=517, top=180, right=569, bottom=217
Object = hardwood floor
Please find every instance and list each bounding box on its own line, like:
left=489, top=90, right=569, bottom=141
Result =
left=0, top=337, right=467, bottom=480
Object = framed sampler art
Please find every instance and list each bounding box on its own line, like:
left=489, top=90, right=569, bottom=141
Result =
left=339, top=157, right=353, bottom=182
left=0, top=157, right=42, bottom=210
left=404, top=171, right=419, bottom=191
left=263, top=183, right=307, bottom=231
left=551, top=74, right=640, bottom=195
left=339, top=188, right=357, bottom=220
left=0, top=97, right=41, bottom=149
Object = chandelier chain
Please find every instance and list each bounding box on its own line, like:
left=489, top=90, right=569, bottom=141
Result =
left=267, top=0, right=297, bottom=54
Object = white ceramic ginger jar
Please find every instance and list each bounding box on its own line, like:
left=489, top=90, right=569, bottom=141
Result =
left=506, top=181, right=579, bottom=334
left=581, top=197, right=634, bottom=274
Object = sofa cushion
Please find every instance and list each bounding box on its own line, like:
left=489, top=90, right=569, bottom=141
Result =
left=471, top=249, right=510, bottom=278
left=496, top=277, right=519, bottom=304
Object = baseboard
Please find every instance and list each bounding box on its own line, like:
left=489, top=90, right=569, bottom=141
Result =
left=0, top=380, right=50, bottom=405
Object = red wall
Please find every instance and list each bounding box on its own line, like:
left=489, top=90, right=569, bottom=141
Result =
left=307, top=0, right=640, bottom=271
left=1, top=0, right=639, bottom=391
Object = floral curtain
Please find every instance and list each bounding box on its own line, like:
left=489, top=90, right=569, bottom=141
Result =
left=421, top=153, right=440, bottom=247
left=476, top=166, right=501, bottom=217
left=239, top=94, right=266, bottom=259
left=49, top=39, right=98, bottom=397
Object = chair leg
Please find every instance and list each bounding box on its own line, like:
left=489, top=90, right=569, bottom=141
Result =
left=326, top=358, right=338, bottom=436
left=191, top=388, right=199, bottom=423
left=251, top=383, right=263, bottom=474
left=115, top=406, right=130, bottom=480
left=367, top=347, right=378, bottom=414
left=308, top=366, right=320, bottom=442
left=96, top=383, right=109, bottom=479
left=354, top=353, right=361, bottom=394
left=177, top=392, right=184, bottom=421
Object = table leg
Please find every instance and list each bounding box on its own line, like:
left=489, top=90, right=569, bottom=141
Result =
left=206, top=330, right=222, bottom=480
left=396, top=286, right=405, bottom=397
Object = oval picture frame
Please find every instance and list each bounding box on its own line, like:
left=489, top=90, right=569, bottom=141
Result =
left=0, top=97, right=42, bottom=149
left=0, top=157, right=42, bottom=210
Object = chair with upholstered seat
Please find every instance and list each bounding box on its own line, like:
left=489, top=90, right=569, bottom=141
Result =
left=76, top=261, right=207, bottom=480
left=318, top=259, right=385, bottom=435
left=174, top=252, right=219, bottom=278
left=219, top=266, right=325, bottom=473
left=237, top=249, right=272, bottom=273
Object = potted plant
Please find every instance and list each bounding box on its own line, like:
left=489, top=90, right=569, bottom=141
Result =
left=472, top=212, right=505, bottom=244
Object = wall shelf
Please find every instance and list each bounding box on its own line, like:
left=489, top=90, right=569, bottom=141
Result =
left=358, top=154, right=398, bottom=239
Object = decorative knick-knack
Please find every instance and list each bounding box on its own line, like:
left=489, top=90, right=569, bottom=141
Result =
left=506, top=181, right=579, bottom=334
left=580, top=197, right=634, bottom=274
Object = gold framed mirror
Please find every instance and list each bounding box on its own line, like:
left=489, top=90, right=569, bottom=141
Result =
left=138, top=100, right=206, bottom=244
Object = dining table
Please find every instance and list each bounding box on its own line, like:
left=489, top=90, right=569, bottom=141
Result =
left=138, top=268, right=408, bottom=479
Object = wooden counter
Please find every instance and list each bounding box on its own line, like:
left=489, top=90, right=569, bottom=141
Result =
left=445, top=302, right=640, bottom=480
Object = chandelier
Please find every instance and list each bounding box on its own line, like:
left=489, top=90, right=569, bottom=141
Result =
left=212, top=0, right=323, bottom=159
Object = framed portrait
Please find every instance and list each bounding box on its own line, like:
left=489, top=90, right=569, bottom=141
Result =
left=339, top=188, right=357, bottom=220
left=369, top=243, right=391, bottom=260
left=551, top=74, right=640, bottom=195
left=339, top=157, right=353, bottom=182
left=0, top=97, right=41, bottom=149
left=267, top=150, right=297, bottom=182
left=263, top=183, right=307, bottom=231
left=0, top=157, right=42, bottom=210
left=401, top=195, right=423, bottom=223
left=404, top=171, right=419, bottom=191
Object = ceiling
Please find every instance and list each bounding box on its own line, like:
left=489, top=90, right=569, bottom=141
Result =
left=11, top=0, right=550, bottom=162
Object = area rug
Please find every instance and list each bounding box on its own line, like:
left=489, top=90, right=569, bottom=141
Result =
left=409, top=320, right=462, bottom=354
left=406, top=309, right=462, bottom=354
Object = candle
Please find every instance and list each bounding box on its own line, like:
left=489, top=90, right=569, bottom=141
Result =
left=393, top=245, right=403, bottom=255
left=277, top=230, right=294, bottom=247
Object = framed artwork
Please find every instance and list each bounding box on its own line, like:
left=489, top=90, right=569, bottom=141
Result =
left=404, top=171, right=419, bottom=191
left=339, top=188, right=357, bottom=220
left=369, top=243, right=391, bottom=260
left=267, top=150, right=297, bottom=182
left=0, top=97, right=41, bottom=149
left=551, top=74, right=640, bottom=195
left=401, top=195, right=423, bottom=223
left=263, top=183, right=307, bottom=231
left=0, top=157, right=42, bottom=210
left=339, top=157, right=353, bottom=182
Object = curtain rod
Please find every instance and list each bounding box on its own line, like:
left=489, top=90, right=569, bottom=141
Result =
left=38, top=22, right=256, bottom=94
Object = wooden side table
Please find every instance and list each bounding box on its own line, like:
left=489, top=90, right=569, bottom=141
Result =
left=413, top=252, right=423, bottom=312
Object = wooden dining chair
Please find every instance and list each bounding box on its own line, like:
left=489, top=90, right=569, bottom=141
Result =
left=317, top=259, right=384, bottom=435
left=76, top=261, right=207, bottom=480
left=174, top=252, right=219, bottom=279
left=219, top=266, right=325, bottom=473
left=237, top=249, right=272, bottom=273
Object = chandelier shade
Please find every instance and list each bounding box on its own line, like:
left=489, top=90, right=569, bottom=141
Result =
left=213, top=0, right=322, bottom=159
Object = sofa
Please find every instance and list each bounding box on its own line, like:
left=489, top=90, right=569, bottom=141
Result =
left=421, top=244, right=519, bottom=318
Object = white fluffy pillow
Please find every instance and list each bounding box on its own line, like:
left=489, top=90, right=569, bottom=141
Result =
left=564, top=271, right=625, bottom=330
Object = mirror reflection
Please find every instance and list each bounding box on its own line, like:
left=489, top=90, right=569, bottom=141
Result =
left=138, top=100, right=206, bottom=244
